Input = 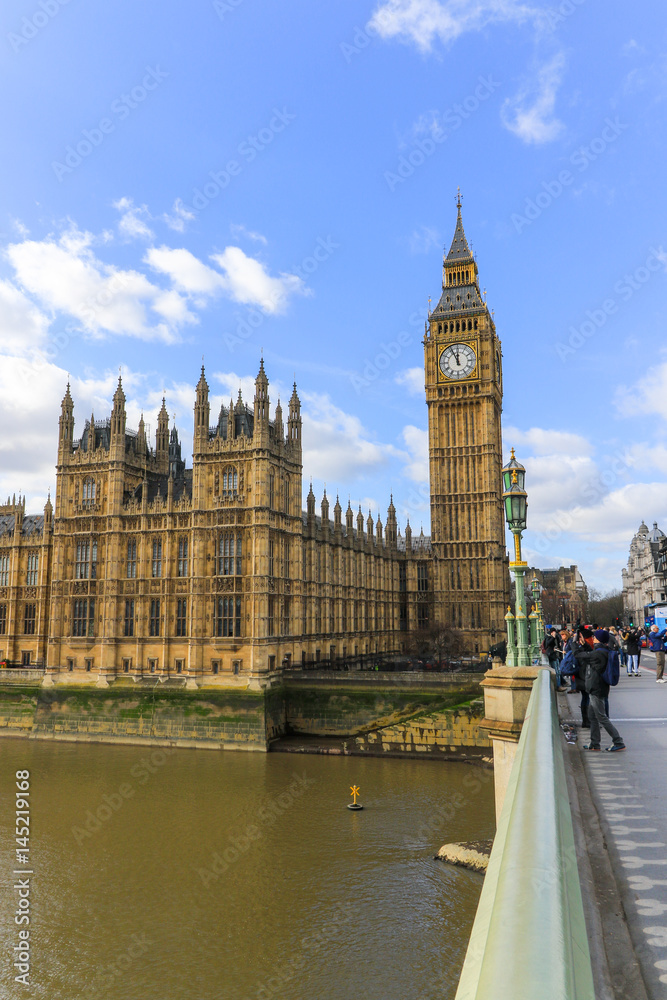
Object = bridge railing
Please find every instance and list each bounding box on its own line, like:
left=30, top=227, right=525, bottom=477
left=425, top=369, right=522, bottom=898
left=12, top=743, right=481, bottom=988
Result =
left=455, top=668, right=594, bottom=1000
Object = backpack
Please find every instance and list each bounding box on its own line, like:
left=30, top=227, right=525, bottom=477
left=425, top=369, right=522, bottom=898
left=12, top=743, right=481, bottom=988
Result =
left=602, top=648, right=620, bottom=687
left=540, top=638, right=547, bottom=654
left=560, top=648, right=576, bottom=677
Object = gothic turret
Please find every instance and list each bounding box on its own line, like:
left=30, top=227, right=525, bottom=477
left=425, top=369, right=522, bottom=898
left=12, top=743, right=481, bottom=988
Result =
left=274, top=399, right=284, bottom=443
left=386, top=495, right=397, bottom=548
left=43, top=493, right=53, bottom=533
left=110, top=376, right=126, bottom=456
left=228, top=397, right=236, bottom=440
left=357, top=505, right=364, bottom=539
left=169, top=424, right=185, bottom=479
left=321, top=489, right=329, bottom=533
left=156, top=397, right=169, bottom=462
left=194, top=366, right=210, bottom=451
left=288, top=382, right=302, bottom=450
left=253, top=358, right=269, bottom=444
left=307, top=481, right=316, bottom=523
left=137, top=413, right=146, bottom=454
left=346, top=498, right=354, bottom=535
left=334, top=495, right=342, bottom=533
left=58, top=382, right=74, bottom=458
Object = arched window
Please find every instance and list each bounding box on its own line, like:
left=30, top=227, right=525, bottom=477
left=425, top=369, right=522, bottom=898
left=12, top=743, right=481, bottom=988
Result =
left=456, top=320, right=460, bottom=332
left=222, top=467, right=238, bottom=494
left=474, top=319, right=478, bottom=330
left=82, top=478, right=96, bottom=506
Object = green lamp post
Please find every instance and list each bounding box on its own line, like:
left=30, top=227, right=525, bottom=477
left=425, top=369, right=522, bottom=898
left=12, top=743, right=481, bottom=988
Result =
left=530, top=577, right=545, bottom=662
left=502, top=449, right=530, bottom=667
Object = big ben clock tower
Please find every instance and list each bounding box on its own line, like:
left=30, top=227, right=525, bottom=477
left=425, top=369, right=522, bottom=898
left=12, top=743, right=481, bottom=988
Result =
left=425, top=195, right=509, bottom=651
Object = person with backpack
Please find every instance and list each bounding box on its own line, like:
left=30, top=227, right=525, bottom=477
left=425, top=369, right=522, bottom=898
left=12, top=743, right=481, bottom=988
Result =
left=574, top=628, right=625, bottom=751
left=647, top=624, right=667, bottom=682
left=621, top=627, right=641, bottom=676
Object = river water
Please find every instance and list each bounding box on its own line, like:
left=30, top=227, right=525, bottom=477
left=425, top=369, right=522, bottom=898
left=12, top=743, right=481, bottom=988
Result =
left=0, top=740, right=494, bottom=1000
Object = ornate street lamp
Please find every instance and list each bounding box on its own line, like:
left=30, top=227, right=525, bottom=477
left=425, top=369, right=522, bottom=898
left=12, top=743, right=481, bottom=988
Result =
left=502, top=449, right=531, bottom=666
left=530, top=577, right=545, bottom=661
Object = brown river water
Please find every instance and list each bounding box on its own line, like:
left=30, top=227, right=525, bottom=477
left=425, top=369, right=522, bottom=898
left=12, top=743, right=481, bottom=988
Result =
left=0, top=740, right=494, bottom=1000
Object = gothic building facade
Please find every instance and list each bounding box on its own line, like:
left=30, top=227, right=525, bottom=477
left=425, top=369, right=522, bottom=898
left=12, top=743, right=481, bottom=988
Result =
left=0, top=204, right=509, bottom=683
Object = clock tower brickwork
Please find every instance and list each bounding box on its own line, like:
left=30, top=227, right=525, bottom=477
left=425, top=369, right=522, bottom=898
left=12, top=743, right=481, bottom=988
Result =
left=424, top=197, right=510, bottom=650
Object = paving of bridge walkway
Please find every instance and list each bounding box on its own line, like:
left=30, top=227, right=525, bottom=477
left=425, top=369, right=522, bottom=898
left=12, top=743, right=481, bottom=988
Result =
left=565, top=649, right=667, bottom=998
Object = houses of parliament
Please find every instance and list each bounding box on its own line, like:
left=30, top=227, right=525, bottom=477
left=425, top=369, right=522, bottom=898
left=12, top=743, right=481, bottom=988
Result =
left=0, top=204, right=509, bottom=685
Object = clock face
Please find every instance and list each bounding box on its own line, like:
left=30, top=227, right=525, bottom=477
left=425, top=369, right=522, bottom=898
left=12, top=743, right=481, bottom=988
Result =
left=439, top=343, right=477, bottom=380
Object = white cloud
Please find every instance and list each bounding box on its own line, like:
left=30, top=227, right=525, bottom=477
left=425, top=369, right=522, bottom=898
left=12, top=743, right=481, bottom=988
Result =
left=11, top=219, right=29, bottom=239
left=211, top=247, right=308, bottom=313
left=6, top=225, right=190, bottom=343
left=4, top=218, right=308, bottom=350
left=163, top=198, right=196, bottom=233
left=401, top=425, right=429, bottom=481
left=547, top=482, right=667, bottom=546
left=368, top=0, right=537, bottom=52
left=501, top=52, right=566, bottom=144
left=504, top=425, right=593, bottom=458
left=408, top=225, right=440, bottom=254
left=230, top=223, right=268, bottom=245
left=301, top=392, right=402, bottom=482
left=147, top=244, right=307, bottom=314
left=212, top=370, right=257, bottom=406
left=0, top=279, right=50, bottom=356
left=114, top=197, right=154, bottom=241
left=395, top=367, right=424, bottom=395
left=616, top=359, right=667, bottom=420
left=145, top=246, right=225, bottom=296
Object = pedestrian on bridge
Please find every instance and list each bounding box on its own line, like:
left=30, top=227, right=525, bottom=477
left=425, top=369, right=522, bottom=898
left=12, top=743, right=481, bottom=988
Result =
left=574, top=629, right=626, bottom=752
left=621, top=626, right=641, bottom=676
left=647, top=625, right=667, bottom=683
left=545, top=628, right=566, bottom=691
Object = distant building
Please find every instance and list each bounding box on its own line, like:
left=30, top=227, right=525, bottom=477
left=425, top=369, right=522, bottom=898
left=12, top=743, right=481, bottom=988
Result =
left=525, top=565, right=588, bottom=625
left=622, top=522, right=667, bottom=625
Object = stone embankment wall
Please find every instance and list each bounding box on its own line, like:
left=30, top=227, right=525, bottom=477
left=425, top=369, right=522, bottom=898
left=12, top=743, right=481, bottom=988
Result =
left=0, top=683, right=268, bottom=750
left=347, top=699, right=490, bottom=759
left=0, top=673, right=488, bottom=755
left=281, top=680, right=483, bottom=737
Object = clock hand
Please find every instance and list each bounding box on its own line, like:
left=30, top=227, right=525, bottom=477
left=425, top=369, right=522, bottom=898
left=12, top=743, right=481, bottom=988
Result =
left=455, top=350, right=460, bottom=365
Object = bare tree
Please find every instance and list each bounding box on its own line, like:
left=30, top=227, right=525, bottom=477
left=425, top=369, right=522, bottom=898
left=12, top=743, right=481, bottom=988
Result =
left=405, top=624, right=464, bottom=667
left=585, top=588, right=624, bottom=626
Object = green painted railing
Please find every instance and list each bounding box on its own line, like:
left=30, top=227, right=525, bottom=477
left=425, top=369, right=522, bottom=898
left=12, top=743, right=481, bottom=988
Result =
left=455, top=668, right=594, bottom=1000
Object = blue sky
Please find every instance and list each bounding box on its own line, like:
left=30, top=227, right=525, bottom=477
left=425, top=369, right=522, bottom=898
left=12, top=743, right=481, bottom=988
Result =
left=1, top=0, right=666, bottom=592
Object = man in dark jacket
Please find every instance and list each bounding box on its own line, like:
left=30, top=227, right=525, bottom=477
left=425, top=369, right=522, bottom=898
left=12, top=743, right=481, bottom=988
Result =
left=574, top=628, right=626, bottom=752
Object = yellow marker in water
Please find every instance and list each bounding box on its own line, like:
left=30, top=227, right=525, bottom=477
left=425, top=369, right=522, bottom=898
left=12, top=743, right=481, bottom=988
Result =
left=350, top=784, right=360, bottom=805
